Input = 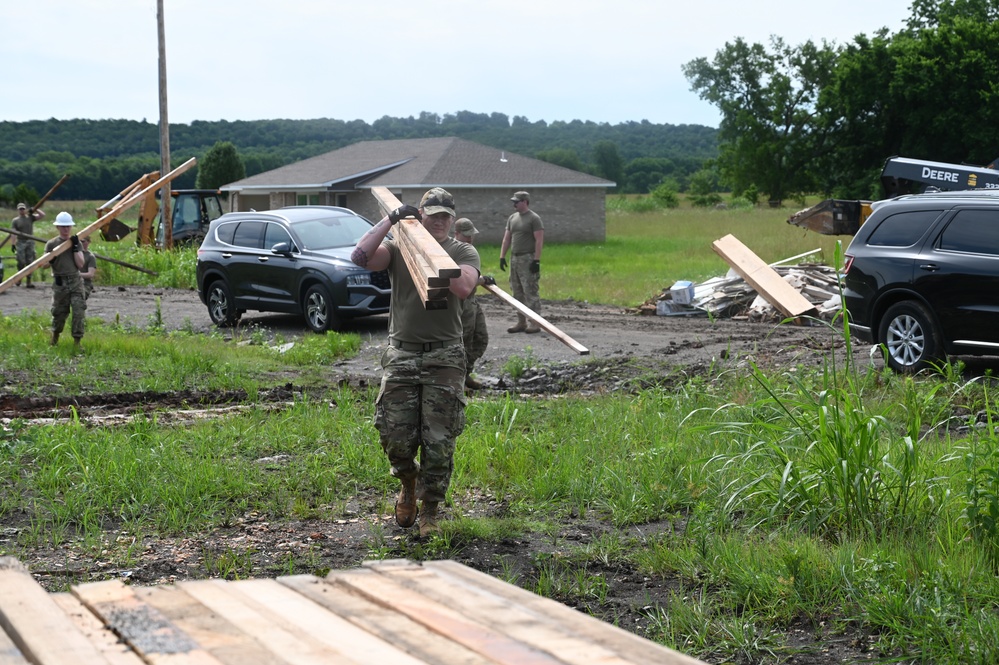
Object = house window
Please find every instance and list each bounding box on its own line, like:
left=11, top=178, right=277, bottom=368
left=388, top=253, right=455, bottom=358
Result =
left=297, top=194, right=320, bottom=206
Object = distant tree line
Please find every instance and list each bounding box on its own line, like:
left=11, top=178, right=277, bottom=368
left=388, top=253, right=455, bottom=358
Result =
left=684, top=0, right=999, bottom=205
left=0, top=113, right=718, bottom=205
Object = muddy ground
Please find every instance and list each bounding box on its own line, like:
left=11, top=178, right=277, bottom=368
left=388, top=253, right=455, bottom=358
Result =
left=1, top=284, right=887, bottom=663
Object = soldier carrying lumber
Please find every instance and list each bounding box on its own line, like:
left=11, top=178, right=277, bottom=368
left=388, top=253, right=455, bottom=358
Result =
left=350, top=187, right=480, bottom=538
left=44, top=212, right=87, bottom=349
left=11, top=202, right=45, bottom=288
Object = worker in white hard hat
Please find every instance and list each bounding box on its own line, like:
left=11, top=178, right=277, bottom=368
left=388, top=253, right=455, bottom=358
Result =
left=43, top=212, right=87, bottom=349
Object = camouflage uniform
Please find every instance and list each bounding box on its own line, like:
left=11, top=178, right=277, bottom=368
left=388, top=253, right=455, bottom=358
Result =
left=12, top=210, right=40, bottom=286
left=44, top=237, right=87, bottom=342
left=374, top=229, right=480, bottom=503
left=460, top=289, right=489, bottom=374
left=81, top=249, right=97, bottom=299
left=503, top=197, right=543, bottom=329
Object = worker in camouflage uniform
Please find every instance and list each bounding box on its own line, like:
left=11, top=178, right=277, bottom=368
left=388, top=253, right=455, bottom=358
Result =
left=79, top=236, right=97, bottom=299
left=350, top=187, right=480, bottom=538
left=12, top=202, right=45, bottom=288
left=453, top=218, right=493, bottom=389
left=44, top=212, right=87, bottom=349
left=499, top=191, right=544, bottom=333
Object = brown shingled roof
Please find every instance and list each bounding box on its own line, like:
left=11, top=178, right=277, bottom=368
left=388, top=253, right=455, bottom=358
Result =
left=222, top=137, right=613, bottom=191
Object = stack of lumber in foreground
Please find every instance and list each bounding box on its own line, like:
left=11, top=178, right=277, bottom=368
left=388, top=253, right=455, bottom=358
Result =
left=370, top=186, right=461, bottom=310
left=0, top=556, right=705, bottom=664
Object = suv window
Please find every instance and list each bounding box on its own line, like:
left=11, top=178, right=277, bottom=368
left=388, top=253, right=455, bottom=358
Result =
left=938, top=209, right=999, bottom=255
left=215, top=221, right=237, bottom=245
left=865, top=209, right=942, bottom=247
left=232, top=221, right=265, bottom=249
left=264, top=223, right=293, bottom=250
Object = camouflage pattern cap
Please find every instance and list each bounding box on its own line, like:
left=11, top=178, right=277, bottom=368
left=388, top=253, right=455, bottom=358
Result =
left=420, top=187, right=456, bottom=217
left=511, top=191, right=530, bottom=202
left=16, top=202, right=27, bottom=210
left=454, top=218, right=478, bottom=235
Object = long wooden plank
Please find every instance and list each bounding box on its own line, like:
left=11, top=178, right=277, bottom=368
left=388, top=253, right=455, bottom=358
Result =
left=72, top=578, right=222, bottom=665
left=370, top=185, right=462, bottom=278
left=50, top=593, right=145, bottom=665
left=423, top=560, right=706, bottom=665
left=0, top=158, right=196, bottom=294
left=395, top=222, right=449, bottom=305
left=177, top=579, right=343, bottom=665
left=326, top=566, right=564, bottom=665
left=0, top=557, right=111, bottom=665
left=278, top=574, right=494, bottom=665
left=0, top=621, right=30, bottom=665
left=483, top=283, right=589, bottom=355
left=224, top=578, right=425, bottom=665
left=134, top=585, right=283, bottom=665
left=368, top=563, right=636, bottom=665
left=711, top=234, right=815, bottom=319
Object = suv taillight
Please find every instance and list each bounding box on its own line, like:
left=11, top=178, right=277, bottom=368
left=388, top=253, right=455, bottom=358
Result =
left=843, top=255, right=854, bottom=274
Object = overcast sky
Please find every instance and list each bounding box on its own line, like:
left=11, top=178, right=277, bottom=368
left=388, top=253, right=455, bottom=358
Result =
left=2, top=0, right=914, bottom=129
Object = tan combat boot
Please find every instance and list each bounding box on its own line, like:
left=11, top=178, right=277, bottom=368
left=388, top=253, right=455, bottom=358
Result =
left=394, top=476, right=418, bottom=528
left=507, top=316, right=527, bottom=333
left=418, top=501, right=440, bottom=538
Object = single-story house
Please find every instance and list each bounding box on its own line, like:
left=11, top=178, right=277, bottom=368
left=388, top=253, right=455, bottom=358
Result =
left=219, top=137, right=615, bottom=243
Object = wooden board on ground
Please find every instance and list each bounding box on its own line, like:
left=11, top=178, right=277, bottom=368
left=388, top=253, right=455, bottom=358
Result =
left=0, top=557, right=706, bottom=664
left=711, top=233, right=816, bottom=320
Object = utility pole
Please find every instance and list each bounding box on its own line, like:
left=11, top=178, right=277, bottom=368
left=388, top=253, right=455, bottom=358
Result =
left=157, top=0, right=172, bottom=249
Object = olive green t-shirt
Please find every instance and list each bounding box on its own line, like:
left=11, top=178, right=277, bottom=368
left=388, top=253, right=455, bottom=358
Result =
left=505, top=210, right=543, bottom=255
left=384, top=235, right=480, bottom=344
left=44, top=237, right=79, bottom=276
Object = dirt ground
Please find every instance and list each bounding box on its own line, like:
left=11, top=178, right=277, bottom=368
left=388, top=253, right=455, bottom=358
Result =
left=1, top=283, right=878, bottom=663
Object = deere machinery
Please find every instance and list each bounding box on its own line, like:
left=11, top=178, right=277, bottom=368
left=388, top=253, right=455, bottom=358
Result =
left=788, top=156, right=999, bottom=235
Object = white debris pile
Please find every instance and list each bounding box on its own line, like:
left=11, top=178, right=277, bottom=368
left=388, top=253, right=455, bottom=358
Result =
left=638, top=254, right=844, bottom=323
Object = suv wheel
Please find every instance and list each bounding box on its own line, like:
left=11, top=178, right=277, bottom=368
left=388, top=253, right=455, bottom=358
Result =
left=206, top=279, right=240, bottom=327
left=304, top=284, right=339, bottom=333
left=878, top=301, right=942, bottom=374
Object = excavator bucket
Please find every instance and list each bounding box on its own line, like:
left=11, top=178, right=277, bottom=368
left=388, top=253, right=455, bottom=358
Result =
left=787, top=199, right=872, bottom=236
left=100, top=217, right=134, bottom=242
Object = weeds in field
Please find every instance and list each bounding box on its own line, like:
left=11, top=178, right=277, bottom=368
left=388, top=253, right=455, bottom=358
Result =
left=502, top=347, right=537, bottom=381
left=7, top=207, right=999, bottom=663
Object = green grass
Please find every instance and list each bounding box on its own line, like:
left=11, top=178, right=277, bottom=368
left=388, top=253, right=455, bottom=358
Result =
left=9, top=197, right=845, bottom=303
left=5, top=198, right=998, bottom=663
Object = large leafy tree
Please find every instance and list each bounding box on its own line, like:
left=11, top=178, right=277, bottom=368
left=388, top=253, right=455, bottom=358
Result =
left=196, top=141, right=246, bottom=190
left=683, top=37, right=838, bottom=205
left=592, top=141, right=624, bottom=189
left=820, top=0, right=999, bottom=198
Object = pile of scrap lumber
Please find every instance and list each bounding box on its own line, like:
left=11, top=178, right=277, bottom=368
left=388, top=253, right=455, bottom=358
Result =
left=636, top=235, right=843, bottom=322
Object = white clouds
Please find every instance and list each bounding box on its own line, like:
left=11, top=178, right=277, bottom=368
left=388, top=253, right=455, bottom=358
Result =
left=0, top=0, right=911, bottom=128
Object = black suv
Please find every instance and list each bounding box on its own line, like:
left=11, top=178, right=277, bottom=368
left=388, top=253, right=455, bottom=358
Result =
left=843, top=190, right=999, bottom=373
left=196, top=206, right=390, bottom=332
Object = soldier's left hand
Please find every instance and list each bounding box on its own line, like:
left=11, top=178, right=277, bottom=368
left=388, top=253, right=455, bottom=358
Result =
left=530, top=260, right=540, bottom=274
